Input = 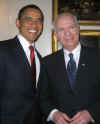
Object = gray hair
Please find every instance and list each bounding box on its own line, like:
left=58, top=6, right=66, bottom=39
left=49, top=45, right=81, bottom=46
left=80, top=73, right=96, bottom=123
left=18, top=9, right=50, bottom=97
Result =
left=53, top=13, right=79, bottom=32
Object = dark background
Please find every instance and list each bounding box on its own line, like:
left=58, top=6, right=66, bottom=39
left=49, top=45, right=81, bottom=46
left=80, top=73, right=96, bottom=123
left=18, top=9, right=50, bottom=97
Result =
left=80, top=36, right=100, bottom=49
left=58, top=0, right=100, bottom=20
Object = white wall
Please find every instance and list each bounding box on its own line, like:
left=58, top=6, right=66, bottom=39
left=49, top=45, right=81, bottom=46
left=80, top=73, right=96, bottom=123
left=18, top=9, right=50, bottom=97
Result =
left=0, top=0, right=52, bottom=57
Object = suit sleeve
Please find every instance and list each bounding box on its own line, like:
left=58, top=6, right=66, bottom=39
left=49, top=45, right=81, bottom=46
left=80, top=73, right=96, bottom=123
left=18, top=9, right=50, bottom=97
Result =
left=0, top=47, right=7, bottom=103
left=88, top=90, right=100, bottom=123
left=38, top=61, right=56, bottom=119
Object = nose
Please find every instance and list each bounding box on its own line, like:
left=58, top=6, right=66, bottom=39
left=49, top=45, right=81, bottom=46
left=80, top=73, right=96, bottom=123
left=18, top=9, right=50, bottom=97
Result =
left=64, top=30, right=71, bottom=36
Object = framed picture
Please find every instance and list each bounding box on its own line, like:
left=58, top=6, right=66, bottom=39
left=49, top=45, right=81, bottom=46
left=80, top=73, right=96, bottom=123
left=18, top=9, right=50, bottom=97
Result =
left=53, top=0, right=100, bottom=24
left=52, top=0, right=100, bottom=52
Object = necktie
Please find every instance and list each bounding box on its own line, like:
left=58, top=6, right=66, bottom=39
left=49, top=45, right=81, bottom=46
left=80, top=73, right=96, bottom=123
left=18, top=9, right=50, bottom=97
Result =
left=67, top=53, right=76, bottom=89
left=29, top=46, right=36, bottom=87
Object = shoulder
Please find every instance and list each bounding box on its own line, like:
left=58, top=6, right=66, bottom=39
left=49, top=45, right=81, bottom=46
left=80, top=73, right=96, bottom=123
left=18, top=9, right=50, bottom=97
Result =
left=41, top=49, right=64, bottom=66
left=0, top=37, right=18, bottom=56
left=43, top=49, right=63, bottom=61
left=83, top=46, right=100, bottom=55
left=0, top=36, right=17, bottom=48
left=82, top=46, right=100, bottom=61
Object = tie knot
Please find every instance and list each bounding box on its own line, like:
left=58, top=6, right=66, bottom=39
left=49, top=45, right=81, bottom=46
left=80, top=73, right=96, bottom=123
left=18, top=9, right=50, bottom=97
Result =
left=29, top=45, right=34, bottom=52
left=29, top=45, right=35, bottom=65
left=69, top=53, right=73, bottom=59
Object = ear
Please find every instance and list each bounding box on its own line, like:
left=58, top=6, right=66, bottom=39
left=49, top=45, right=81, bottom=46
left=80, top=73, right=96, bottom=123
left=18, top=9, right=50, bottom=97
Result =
left=16, top=19, right=20, bottom=28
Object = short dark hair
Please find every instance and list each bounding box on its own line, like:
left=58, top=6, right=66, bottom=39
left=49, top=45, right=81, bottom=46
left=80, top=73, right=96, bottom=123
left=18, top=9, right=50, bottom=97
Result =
left=18, top=4, right=44, bottom=22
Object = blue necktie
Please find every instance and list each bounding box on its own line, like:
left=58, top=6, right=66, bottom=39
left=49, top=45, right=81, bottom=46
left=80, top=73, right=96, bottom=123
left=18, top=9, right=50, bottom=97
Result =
left=67, top=53, right=76, bottom=89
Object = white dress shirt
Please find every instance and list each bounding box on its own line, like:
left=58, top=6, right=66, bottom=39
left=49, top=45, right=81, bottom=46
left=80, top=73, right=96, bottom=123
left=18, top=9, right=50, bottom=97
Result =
left=64, top=43, right=81, bottom=70
left=47, top=43, right=81, bottom=122
left=17, top=34, right=40, bottom=86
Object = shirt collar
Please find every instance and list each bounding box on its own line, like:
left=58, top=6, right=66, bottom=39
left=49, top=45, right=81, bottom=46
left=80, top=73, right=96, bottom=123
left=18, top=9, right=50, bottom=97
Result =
left=63, top=43, right=81, bottom=56
left=17, top=34, right=35, bottom=50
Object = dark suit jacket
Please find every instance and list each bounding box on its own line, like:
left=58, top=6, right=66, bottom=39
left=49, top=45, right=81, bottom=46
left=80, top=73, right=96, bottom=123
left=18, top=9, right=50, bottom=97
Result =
left=0, top=36, right=42, bottom=124
left=39, top=46, right=100, bottom=124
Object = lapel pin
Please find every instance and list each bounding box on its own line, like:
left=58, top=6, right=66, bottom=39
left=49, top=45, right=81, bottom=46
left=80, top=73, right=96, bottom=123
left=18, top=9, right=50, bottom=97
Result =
left=81, top=63, right=85, bottom=66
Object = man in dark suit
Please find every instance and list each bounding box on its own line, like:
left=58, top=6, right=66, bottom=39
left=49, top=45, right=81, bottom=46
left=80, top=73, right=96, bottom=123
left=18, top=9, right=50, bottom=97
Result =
left=39, top=13, right=100, bottom=124
left=0, top=4, right=44, bottom=124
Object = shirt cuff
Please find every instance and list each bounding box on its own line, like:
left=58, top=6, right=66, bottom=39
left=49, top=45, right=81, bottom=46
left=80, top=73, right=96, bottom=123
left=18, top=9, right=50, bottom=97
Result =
left=47, top=109, right=58, bottom=121
left=91, top=118, right=95, bottom=123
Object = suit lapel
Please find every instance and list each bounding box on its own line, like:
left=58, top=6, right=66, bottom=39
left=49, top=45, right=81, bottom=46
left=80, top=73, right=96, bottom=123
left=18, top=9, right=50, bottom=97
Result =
left=35, top=48, right=42, bottom=70
left=13, top=37, right=32, bottom=75
left=35, top=48, right=42, bottom=60
left=56, top=49, right=71, bottom=90
left=15, top=37, right=42, bottom=89
left=74, top=47, right=89, bottom=90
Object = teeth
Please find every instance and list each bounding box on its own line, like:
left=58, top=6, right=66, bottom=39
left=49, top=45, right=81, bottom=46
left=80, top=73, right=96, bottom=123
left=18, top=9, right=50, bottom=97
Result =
left=29, top=30, right=37, bottom=33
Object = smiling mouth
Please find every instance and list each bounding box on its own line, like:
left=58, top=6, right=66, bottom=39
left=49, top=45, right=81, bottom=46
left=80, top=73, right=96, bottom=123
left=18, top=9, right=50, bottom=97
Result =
left=28, top=30, right=38, bottom=33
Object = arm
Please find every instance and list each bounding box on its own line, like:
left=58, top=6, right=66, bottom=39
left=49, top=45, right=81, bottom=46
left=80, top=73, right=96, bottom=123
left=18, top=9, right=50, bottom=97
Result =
left=38, top=62, right=72, bottom=124
left=38, top=62, right=56, bottom=119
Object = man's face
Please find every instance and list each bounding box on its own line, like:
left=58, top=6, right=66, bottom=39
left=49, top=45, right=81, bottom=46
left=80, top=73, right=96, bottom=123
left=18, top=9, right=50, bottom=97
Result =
left=16, top=8, right=43, bottom=44
left=54, top=15, right=80, bottom=51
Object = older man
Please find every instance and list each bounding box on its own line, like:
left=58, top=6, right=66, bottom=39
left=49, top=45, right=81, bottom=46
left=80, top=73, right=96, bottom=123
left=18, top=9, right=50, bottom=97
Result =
left=39, top=13, right=100, bottom=124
